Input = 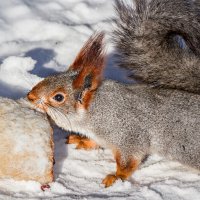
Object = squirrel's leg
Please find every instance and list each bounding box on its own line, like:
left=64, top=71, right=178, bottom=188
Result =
left=66, top=134, right=99, bottom=150
left=102, top=151, right=140, bottom=187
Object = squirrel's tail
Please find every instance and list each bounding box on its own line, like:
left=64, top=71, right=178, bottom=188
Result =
left=114, top=0, right=200, bottom=93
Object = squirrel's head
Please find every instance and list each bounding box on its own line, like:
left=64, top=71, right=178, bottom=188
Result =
left=27, top=32, right=105, bottom=127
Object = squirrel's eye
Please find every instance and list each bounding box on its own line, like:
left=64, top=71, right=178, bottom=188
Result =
left=53, top=94, right=64, bottom=102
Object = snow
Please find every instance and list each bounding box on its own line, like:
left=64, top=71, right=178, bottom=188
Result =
left=0, top=56, right=41, bottom=89
left=0, top=0, right=199, bottom=199
left=0, top=97, right=53, bottom=185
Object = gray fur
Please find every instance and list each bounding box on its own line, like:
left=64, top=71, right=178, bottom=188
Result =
left=114, top=0, right=200, bottom=93
left=88, top=81, right=200, bottom=169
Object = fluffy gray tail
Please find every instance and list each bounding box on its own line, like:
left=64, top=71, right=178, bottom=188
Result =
left=114, top=0, right=200, bottom=93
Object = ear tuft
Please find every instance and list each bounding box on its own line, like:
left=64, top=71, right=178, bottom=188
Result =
left=70, top=32, right=106, bottom=90
left=70, top=32, right=106, bottom=110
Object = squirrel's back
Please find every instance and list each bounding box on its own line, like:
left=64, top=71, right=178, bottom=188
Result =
left=89, top=80, right=200, bottom=170
left=114, top=0, right=200, bottom=93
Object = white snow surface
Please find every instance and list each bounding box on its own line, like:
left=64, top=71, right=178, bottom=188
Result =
left=0, top=97, right=53, bottom=184
left=0, top=0, right=199, bottom=199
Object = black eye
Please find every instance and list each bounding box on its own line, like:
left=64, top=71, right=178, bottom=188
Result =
left=53, top=94, right=64, bottom=102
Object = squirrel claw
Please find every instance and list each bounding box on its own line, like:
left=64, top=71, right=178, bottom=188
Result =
left=102, top=174, right=118, bottom=188
left=41, top=184, right=50, bottom=191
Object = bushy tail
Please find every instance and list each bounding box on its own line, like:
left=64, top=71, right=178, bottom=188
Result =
left=114, top=0, right=200, bottom=93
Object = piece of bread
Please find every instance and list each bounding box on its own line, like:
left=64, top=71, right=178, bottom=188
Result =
left=0, top=97, right=54, bottom=184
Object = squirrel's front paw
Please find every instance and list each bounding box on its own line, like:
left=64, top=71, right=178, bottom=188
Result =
left=76, top=139, right=99, bottom=150
left=102, top=174, right=118, bottom=187
left=66, top=134, right=82, bottom=144
left=66, top=134, right=99, bottom=150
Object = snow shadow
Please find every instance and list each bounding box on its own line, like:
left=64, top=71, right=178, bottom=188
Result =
left=53, top=126, right=69, bottom=179
left=0, top=80, right=27, bottom=99
left=25, top=48, right=59, bottom=78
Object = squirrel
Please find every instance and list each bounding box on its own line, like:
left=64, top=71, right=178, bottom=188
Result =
left=27, top=0, right=200, bottom=187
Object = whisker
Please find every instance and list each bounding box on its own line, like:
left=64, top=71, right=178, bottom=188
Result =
left=46, top=104, right=73, bottom=131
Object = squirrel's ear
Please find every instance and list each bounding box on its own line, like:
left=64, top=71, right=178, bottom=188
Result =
left=69, top=32, right=106, bottom=109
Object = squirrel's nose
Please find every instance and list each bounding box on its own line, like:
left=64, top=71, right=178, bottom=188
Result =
left=27, top=92, right=37, bottom=102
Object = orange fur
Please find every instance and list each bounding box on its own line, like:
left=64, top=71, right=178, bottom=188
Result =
left=67, top=135, right=83, bottom=144
left=67, top=134, right=99, bottom=150
left=102, top=175, right=117, bottom=187
left=102, top=150, right=140, bottom=187
left=70, top=32, right=105, bottom=72
left=27, top=92, right=37, bottom=102
left=81, top=90, right=95, bottom=110
left=27, top=90, right=47, bottom=111
left=115, top=152, right=140, bottom=180
left=27, top=83, right=47, bottom=111
left=76, top=139, right=99, bottom=150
